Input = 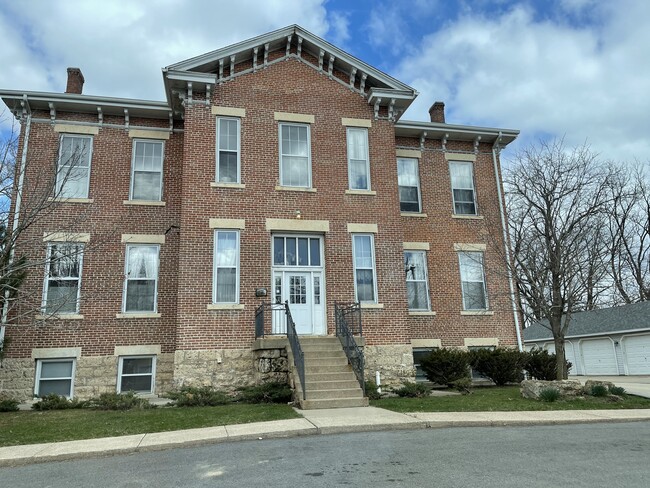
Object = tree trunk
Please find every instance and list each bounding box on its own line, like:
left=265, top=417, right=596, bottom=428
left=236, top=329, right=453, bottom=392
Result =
left=554, top=336, right=567, bottom=380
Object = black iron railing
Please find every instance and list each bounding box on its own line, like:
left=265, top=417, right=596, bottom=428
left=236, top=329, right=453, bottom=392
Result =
left=284, top=301, right=306, bottom=400
left=334, top=301, right=365, bottom=394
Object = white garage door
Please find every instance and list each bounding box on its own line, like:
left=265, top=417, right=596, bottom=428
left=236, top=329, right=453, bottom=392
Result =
left=544, top=342, right=577, bottom=375
left=581, top=339, right=618, bottom=375
left=623, top=334, right=650, bottom=375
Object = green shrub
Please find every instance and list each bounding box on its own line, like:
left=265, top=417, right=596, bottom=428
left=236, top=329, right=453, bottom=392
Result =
left=236, top=381, right=292, bottom=404
left=419, top=348, right=471, bottom=387
left=469, top=348, right=527, bottom=386
left=609, top=386, right=626, bottom=396
left=393, top=381, right=431, bottom=398
left=365, top=380, right=382, bottom=400
left=167, top=386, right=232, bottom=407
left=0, top=398, right=19, bottom=412
left=451, top=377, right=472, bottom=394
left=590, top=384, right=609, bottom=397
left=524, top=348, right=573, bottom=380
left=539, top=388, right=561, bottom=402
left=88, top=391, right=155, bottom=410
left=32, top=393, right=86, bottom=410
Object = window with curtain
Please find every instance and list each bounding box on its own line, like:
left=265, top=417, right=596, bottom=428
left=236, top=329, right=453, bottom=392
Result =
left=347, top=127, right=370, bottom=190
left=404, top=250, right=430, bottom=310
left=56, top=134, right=92, bottom=198
left=397, top=157, right=421, bottom=212
left=43, top=243, right=83, bottom=314
left=458, top=251, right=488, bottom=310
left=124, top=245, right=159, bottom=312
left=118, top=356, right=156, bottom=393
left=449, top=161, right=477, bottom=215
left=217, top=117, right=240, bottom=183
left=131, top=140, right=164, bottom=201
left=353, top=234, right=377, bottom=302
left=279, top=123, right=310, bottom=187
left=214, top=230, right=239, bottom=303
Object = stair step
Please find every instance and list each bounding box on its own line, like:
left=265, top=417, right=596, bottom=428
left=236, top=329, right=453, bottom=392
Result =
left=298, top=336, right=339, bottom=343
left=305, top=372, right=355, bottom=382
left=300, top=397, right=369, bottom=410
left=301, top=344, right=345, bottom=352
left=304, top=380, right=361, bottom=390
left=306, top=388, right=363, bottom=400
left=306, top=357, right=349, bottom=367
left=303, top=350, right=346, bottom=359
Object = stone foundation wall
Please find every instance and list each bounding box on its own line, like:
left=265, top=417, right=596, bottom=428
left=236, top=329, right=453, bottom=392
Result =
left=0, top=358, right=34, bottom=401
left=364, top=344, right=415, bottom=387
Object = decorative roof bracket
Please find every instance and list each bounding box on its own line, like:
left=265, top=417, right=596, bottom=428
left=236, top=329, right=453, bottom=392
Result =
left=20, top=95, right=30, bottom=120
left=205, top=84, right=211, bottom=105
left=388, top=98, right=396, bottom=121
left=48, top=102, right=56, bottom=123
left=349, top=68, right=357, bottom=89
left=285, top=35, right=292, bottom=57
left=474, top=135, right=481, bottom=154
left=229, top=56, right=235, bottom=78
left=187, top=82, right=193, bottom=105
left=124, top=109, right=129, bottom=129
left=373, top=97, right=382, bottom=119
left=328, top=54, right=335, bottom=79
left=420, top=131, right=427, bottom=150
left=360, top=73, right=367, bottom=94
left=218, top=59, right=224, bottom=82
left=264, top=43, right=269, bottom=66
left=169, top=112, right=174, bottom=133
left=97, top=107, right=103, bottom=126
left=318, top=49, right=325, bottom=71
left=252, top=47, right=258, bottom=72
left=442, top=133, right=448, bottom=151
left=297, top=36, right=303, bottom=57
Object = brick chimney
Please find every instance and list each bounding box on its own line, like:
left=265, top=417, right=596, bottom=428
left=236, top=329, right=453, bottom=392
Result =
left=65, top=67, right=85, bottom=94
left=428, top=101, right=445, bottom=123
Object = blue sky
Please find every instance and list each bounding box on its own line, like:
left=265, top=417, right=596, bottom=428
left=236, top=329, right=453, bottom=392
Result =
left=1, top=0, right=649, bottom=163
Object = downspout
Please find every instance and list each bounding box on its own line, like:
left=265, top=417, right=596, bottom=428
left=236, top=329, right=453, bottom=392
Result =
left=492, top=132, right=523, bottom=351
left=1, top=95, right=31, bottom=348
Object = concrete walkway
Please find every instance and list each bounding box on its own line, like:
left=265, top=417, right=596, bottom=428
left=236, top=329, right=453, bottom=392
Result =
left=2, top=406, right=650, bottom=468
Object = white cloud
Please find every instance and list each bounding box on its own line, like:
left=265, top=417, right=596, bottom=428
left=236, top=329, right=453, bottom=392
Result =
left=396, top=2, right=650, bottom=163
left=328, top=10, right=350, bottom=47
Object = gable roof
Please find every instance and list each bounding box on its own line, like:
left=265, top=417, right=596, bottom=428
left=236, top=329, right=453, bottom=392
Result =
left=162, top=24, right=418, bottom=118
left=523, top=301, right=650, bottom=342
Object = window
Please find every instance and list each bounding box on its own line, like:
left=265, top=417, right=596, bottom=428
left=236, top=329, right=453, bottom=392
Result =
left=35, top=359, right=75, bottom=398
left=118, top=356, right=156, bottom=393
left=404, top=250, right=430, bottom=310
left=131, top=139, right=164, bottom=201
left=458, top=252, right=488, bottom=310
left=352, top=234, right=377, bottom=302
left=213, top=230, right=240, bottom=303
left=43, top=243, right=83, bottom=314
left=347, top=127, right=370, bottom=190
left=279, top=123, right=310, bottom=187
left=397, top=158, right=421, bottom=212
left=468, top=346, right=494, bottom=380
left=412, top=348, right=436, bottom=382
left=216, top=117, right=240, bottom=183
left=56, top=134, right=92, bottom=198
left=273, top=236, right=321, bottom=267
left=123, top=245, right=159, bottom=312
left=450, top=161, right=477, bottom=215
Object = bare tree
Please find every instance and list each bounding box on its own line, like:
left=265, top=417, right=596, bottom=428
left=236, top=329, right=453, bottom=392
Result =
left=504, top=139, right=616, bottom=379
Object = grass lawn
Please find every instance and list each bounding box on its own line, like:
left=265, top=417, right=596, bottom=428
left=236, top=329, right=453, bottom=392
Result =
left=0, top=403, right=301, bottom=447
left=371, top=386, right=650, bottom=413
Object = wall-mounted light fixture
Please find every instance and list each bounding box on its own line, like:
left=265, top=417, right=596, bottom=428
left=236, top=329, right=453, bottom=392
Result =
left=294, top=209, right=301, bottom=219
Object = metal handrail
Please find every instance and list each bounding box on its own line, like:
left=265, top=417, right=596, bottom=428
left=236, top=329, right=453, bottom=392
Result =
left=254, top=301, right=288, bottom=338
left=284, top=300, right=306, bottom=400
left=334, top=301, right=365, bottom=394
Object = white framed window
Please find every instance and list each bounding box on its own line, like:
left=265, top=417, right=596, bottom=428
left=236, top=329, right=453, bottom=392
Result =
left=43, top=243, right=84, bottom=314
left=404, top=250, right=430, bottom=311
left=273, top=236, right=322, bottom=267
left=398, top=157, right=421, bottom=212
left=123, top=245, right=159, bottom=312
left=213, top=230, right=240, bottom=303
left=458, top=251, right=488, bottom=310
left=450, top=161, right=477, bottom=215
left=35, top=358, right=75, bottom=398
left=130, top=139, right=164, bottom=201
left=352, top=234, right=377, bottom=303
left=216, top=117, right=240, bottom=183
left=117, top=355, right=156, bottom=394
left=413, top=348, right=436, bottom=382
left=347, top=127, right=370, bottom=190
left=56, top=134, right=92, bottom=198
left=279, top=123, right=311, bottom=187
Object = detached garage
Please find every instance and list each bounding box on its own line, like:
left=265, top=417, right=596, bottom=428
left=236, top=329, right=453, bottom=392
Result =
left=523, top=301, right=650, bottom=376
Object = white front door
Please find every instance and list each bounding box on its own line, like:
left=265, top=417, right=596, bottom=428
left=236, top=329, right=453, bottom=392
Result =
left=285, top=272, right=312, bottom=334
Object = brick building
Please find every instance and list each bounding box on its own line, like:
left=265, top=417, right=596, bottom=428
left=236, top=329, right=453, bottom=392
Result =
left=0, top=25, right=521, bottom=405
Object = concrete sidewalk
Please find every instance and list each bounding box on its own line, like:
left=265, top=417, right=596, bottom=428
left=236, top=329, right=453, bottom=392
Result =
left=2, top=406, right=650, bottom=468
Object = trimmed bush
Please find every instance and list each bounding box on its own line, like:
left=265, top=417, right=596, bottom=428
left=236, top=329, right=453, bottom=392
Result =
left=32, top=393, right=86, bottom=411
left=469, top=348, right=527, bottom=386
left=88, top=392, right=155, bottom=410
left=609, top=386, right=626, bottom=396
left=451, top=377, right=472, bottom=394
left=365, top=380, right=382, bottom=400
left=236, top=381, right=292, bottom=404
left=167, top=386, right=232, bottom=407
left=524, top=349, right=573, bottom=381
left=419, top=348, right=471, bottom=387
left=0, top=398, right=19, bottom=412
left=539, top=388, right=561, bottom=402
left=590, top=384, right=609, bottom=397
left=393, top=381, right=431, bottom=398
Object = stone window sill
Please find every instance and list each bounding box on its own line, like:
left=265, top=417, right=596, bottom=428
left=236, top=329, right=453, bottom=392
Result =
left=452, top=214, right=484, bottom=220
left=360, top=303, right=384, bottom=309
left=211, top=182, right=246, bottom=189
left=460, top=310, right=494, bottom=316
left=35, top=314, right=84, bottom=320
left=345, top=189, right=376, bottom=196
left=116, top=312, right=161, bottom=319
left=123, top=200, right=166, bottom=206
left=401, top=212, right=428, bottom=218
left=408, top=311, right=437, bottom=316
left=207, top=304, right=245, bottom=310
left=48, top=197, right=94, bottom=204
left=275, top=186, right=317, bottom=193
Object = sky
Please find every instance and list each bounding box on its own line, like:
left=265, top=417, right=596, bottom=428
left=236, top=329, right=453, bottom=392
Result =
left=0, top=0, right=649, bottom=163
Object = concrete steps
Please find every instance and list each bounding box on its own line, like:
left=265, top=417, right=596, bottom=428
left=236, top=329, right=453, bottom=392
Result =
left=289, top=336, right=367, bottom=410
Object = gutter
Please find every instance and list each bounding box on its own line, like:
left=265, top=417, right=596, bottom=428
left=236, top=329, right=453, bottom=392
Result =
left=492, top=133, right=523, bottom=351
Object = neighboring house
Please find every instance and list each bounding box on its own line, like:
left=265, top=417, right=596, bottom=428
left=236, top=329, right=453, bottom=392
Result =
left=0, top=25, right=521, bottom=404
left=523, top=301, right=650, bottom=376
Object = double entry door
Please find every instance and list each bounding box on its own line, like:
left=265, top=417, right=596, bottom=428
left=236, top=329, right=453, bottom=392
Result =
left=272, top=235, right=324, bottom=335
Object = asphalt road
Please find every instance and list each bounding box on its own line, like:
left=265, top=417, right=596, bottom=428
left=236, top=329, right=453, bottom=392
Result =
left=1, top=423, right=649, bottom=487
